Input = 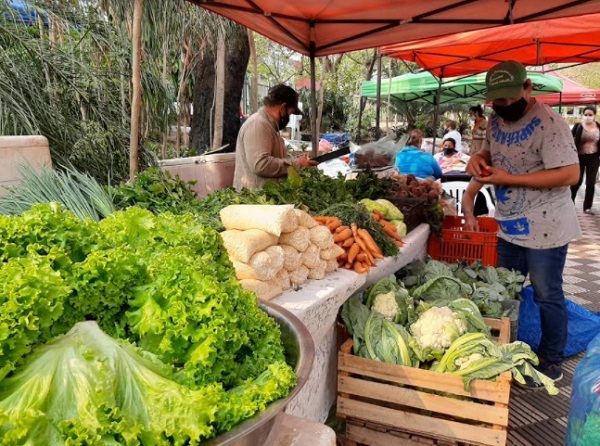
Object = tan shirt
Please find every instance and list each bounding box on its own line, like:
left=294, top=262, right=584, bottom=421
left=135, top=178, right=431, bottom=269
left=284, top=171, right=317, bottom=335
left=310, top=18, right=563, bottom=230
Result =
left=233, top=107, right=300, bottom=190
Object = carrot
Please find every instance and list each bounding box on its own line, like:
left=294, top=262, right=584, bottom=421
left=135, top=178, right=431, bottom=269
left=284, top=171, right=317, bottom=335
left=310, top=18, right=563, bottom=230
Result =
left=356, top=252, right=368, bottom=263
left=338, top=251, right=348, bottom=261
left=372, top=209, right=385, bottom=220
left=364, top=249, right=376, bottom=265
left=353, top=261, right=367, bottom=274
left=347, top=243, right=360, bottom=264
left=383, top=225, right=403, bottom=241
left=357, top=229, right=382, bottom=255
left=372, top=212, right=381, bottom=221
left=345, top=262, right=353, bottom=270
left=335, top=224, right=349, bottom=234
left=314, top=216, right=330, bottom=224
left=341, top=237, right=355, bottom=248
left=395, top=240, right=405, bottom=247
left=333, top=228, right=353, bottom=243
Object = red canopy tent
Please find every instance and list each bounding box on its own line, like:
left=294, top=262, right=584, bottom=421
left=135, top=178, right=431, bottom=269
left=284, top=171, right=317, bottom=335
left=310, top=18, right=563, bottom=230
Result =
left=380, top=13, right=600, bottom=78
left=536, top=71, right=600, bottom=106
left=185, top=0, right=600, bottom=152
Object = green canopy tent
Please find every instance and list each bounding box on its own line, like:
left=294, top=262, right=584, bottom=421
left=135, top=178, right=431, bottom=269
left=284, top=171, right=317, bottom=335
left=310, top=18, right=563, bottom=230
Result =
left=361, top=71, right=563, bottom=104
left=361, top=70, right=563, bottom=150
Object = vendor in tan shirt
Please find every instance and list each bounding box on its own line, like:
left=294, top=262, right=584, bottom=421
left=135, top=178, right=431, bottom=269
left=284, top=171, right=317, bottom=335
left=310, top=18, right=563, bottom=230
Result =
left=233, top=84, right=318, bottom=190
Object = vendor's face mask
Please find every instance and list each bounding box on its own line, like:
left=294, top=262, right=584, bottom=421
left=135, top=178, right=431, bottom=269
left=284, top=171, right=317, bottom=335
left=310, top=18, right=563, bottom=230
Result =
left=443, top=147, right=456, bottom=156
left=584, top=115, right=595, bottom=124
left=278, top=105, right=290, bottom=131
left=492, top=97, right=528, bottom=122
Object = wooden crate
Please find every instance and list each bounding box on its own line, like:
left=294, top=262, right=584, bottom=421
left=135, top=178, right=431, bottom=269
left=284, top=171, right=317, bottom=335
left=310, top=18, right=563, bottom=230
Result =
left=337, top=318, right=511, bottom=446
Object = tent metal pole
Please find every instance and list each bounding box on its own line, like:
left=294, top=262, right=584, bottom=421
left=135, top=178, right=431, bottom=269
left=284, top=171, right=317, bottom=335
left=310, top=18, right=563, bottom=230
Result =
left=375, top=50, right=382, bottom=140
left=431, top=69, right=443, bottom=155
left=310, top=25, right=318, bottom=157
left=559, top=92, right=563, bottom=114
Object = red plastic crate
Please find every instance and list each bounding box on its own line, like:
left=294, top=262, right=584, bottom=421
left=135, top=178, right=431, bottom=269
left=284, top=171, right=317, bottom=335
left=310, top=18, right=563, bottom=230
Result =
left=427, top=216, right=499, bottom=266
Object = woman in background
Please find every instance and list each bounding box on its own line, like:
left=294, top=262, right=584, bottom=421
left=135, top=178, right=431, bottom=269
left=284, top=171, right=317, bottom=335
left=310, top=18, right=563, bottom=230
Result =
left=434, top=137, right=470, bottom=174
left=571, top=105, right=600, bottom=215
left=469, top=105, right=487, bottom=155
left=395, top=129, right=442, bottom=179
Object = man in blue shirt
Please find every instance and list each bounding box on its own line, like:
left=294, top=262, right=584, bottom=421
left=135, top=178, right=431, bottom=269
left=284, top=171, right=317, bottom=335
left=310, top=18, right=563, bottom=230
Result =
left=395, top=129, right=443, bottom=179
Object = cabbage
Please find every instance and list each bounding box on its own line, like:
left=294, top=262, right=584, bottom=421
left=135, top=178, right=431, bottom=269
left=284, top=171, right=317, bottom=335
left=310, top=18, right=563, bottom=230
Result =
left=0, top=321, right=221, bottom=444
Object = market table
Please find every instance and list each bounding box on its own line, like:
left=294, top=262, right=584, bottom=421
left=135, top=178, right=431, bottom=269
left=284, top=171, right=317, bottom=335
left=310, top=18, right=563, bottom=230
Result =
left=272, top=223, right=431, bottom=422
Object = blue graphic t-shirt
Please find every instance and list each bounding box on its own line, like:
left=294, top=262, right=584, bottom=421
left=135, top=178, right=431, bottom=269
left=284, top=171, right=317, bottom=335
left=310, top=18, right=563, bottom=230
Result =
left=485, top=101, right=580, bottom=249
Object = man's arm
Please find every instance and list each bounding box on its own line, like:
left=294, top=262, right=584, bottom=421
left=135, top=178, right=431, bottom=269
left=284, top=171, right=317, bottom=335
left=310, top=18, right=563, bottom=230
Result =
left=462, top=180, right=484, bottom=231
left=478, top=164, right=579, bottom=188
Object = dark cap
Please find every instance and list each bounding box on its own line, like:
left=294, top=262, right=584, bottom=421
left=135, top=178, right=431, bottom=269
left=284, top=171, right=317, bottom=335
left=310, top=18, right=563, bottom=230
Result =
left=266, top=84, right=303, bottom=116
left=485, top=60, right=527, bottom=102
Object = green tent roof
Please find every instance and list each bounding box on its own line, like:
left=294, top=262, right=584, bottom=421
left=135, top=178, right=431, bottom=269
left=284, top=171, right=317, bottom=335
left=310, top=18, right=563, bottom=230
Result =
left=361, top=71, right=563, bottom=104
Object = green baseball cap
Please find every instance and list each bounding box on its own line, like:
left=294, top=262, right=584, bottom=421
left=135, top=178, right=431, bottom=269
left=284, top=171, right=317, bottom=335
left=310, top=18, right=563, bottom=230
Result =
left=485, top=60, right=527, bottom=102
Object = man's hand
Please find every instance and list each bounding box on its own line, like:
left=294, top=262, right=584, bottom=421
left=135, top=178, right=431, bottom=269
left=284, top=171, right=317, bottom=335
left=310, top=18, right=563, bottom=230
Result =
left=463, top=214, right=479, bottom=232
left=299, top=157, right=319, bottom=167
left=466, top=150, right=491, bottom=177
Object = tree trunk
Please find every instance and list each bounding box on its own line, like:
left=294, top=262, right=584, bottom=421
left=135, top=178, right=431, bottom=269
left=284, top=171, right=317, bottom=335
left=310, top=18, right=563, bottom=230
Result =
left=248, top=30, right=258, bottom=113
left=190, top=24, right=249, bottom=155
left=212, top=29, right=226, bottom=149
left=316, top=59, right=325, bottom=135
left=129, top=0, right=143, bottom=181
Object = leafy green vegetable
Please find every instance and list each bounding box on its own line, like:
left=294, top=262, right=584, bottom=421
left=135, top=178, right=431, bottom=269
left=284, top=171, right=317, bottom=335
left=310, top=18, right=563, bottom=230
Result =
left=0, top=203, right=298, bottom=437
left=365, top=276, right=413, bottom=325
left=0, top=321, right=224, bottom=444
left=411, top=276, right=472, bottom=303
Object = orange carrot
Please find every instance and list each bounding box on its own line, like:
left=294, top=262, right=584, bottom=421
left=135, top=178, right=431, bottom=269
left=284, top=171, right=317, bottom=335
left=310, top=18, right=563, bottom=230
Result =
left=372, top=209, right=385, bottom=219
left=342, top=237, right=355, bottom=248
left=335, top=225, right=348, bottom=234
left=357, top=229, right=381, bottom=255
left=347, top=243, right=360, bottom=264
left=353, top=261, right=367, bottom=274
left=333, top=228, right=353, bottom=243
left=356, top=252, right=368, bottom=263
left=372, top=212, right=381, bottom=221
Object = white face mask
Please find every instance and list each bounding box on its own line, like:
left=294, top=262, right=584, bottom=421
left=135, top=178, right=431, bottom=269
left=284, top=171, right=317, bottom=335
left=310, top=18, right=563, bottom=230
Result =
left=584, top=116, right=595, bottom=124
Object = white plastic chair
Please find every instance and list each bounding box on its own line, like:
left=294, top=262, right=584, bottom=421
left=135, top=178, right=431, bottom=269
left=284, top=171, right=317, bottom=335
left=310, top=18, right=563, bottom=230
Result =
left=442, top=181, right=495, bottom=216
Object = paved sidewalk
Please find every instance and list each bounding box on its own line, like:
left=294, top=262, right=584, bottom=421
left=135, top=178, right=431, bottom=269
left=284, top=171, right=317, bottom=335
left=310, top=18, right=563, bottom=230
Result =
left=508, top=184, right=600, bottom=445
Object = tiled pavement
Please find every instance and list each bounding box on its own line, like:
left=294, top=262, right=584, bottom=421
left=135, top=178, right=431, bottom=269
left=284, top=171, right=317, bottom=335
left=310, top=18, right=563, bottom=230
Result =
left=508, top=184, right=600, bottom=446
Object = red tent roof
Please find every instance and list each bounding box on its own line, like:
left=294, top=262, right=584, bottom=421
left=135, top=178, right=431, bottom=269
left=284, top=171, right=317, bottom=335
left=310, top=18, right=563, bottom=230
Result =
left=536, top=71, right=600, bottom=106
left=186, top=1, right=600, bottom=57
left=381, top=13, right=600, bottom=77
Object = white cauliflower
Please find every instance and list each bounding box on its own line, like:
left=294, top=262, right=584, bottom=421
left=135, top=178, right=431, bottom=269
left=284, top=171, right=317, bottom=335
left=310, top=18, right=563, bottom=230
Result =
left=371, top=291, right=399, bottom=320
left=410, top=307, right=467, bottom=350
left=455, top=353, right=484, bottom=371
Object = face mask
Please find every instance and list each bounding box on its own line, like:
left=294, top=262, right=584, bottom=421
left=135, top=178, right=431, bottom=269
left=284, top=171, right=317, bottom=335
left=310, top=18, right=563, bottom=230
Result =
left=584, top=116, right=595, bottom=124
left=278, top=108, right=290, bottom=131
left=492, top=97, right=528, bottom=122
left=443, top=148, right=456, bottom=156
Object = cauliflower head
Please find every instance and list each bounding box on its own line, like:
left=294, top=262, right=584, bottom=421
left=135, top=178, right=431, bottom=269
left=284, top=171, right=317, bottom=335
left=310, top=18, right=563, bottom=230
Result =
left=371, top=291, right=399, bottom=320
left=410, top=306, right=467, bottom=350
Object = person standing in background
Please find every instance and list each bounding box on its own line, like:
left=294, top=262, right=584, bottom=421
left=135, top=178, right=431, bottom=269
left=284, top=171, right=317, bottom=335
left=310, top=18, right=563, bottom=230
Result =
left=469, top=105, right=487, bottom=155
left=570, top=105, right=600, bottom=215
left=435, top=120, right=463, bottom=152
left=233, top=84, right=317, bottom=191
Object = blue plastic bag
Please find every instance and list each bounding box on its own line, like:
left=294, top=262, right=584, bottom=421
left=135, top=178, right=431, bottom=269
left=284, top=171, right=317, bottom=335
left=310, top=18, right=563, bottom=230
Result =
left=518, top=286, right=600, bottom=357
left=566, top=333, right=600, bottom=445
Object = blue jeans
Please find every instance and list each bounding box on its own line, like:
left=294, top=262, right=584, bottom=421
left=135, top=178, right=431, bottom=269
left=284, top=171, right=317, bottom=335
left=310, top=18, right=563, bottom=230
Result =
left=496, top=238, right=569, bottom=364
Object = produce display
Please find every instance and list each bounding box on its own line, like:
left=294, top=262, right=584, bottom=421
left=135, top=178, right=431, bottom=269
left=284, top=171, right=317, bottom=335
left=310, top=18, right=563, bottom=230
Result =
left=0, top=203, right=296, bottom=443
left=341, top=277, right=558, bottom=395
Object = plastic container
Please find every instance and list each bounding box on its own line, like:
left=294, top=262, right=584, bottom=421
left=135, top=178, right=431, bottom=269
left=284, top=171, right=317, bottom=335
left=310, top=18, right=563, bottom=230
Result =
left=158, top=152, right=235, bottom=199
left=386, top=197, right=426, bottom=233
left=566, top=332, right=600, bottom=446
left=427, top=215, right=499, bottom=266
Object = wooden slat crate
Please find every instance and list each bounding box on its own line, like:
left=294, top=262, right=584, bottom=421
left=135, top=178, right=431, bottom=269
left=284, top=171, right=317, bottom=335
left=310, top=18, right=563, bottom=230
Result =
left=338, top=318, right=511, bottom=446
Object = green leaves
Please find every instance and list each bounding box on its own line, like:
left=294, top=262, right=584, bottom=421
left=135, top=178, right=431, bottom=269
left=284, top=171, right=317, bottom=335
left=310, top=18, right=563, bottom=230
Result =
left=0, top=203, right=297, bottom=440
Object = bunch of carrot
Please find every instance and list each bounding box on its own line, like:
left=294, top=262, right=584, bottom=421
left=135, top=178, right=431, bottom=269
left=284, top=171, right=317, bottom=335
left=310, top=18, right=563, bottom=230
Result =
left=314, top=216, right=384, bottom=274
left=371, top=209, right=404, bottom=247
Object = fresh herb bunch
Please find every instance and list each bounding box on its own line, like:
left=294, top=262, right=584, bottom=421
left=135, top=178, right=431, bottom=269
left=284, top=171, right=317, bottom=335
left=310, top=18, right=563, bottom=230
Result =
left=110, top=168, right=202, bottom=215
left=344, top=169, right=398, bottom=201
left=320, top=202, right=399, bottom=257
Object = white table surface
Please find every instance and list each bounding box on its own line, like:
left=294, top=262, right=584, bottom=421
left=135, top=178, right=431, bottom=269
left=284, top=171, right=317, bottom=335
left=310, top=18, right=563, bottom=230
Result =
left=272, top=223, right=430, bottom=422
